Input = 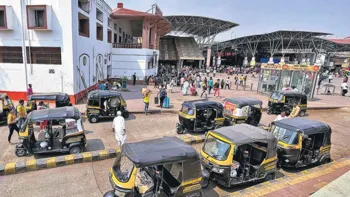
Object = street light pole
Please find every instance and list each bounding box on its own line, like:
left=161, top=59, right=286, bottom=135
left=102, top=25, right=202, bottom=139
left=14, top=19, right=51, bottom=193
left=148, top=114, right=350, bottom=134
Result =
left=20, top=0, right=29, bottom=90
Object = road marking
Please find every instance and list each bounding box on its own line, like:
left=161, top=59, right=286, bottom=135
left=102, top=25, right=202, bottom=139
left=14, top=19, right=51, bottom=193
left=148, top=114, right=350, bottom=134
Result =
left=26, top=160, right=37, bottom=171
left=65, top=155, right=75, bottom=165
left=4, top=162, right=16, bottom=175
left=46, top=158, right=56, bottom=168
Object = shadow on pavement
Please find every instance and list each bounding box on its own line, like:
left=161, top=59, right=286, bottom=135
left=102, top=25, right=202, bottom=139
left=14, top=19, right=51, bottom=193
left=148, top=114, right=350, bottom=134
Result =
left=85, top=139, right=105, bottom=151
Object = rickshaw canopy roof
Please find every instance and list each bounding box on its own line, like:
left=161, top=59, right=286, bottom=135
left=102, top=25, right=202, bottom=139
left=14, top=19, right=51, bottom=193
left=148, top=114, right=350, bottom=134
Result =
left=88, top=90, right=122, bottom=99
left=273, top=90, right=306, bottom=97
left=224, top=97, right=263, bottom=108
left=0, top=93, right=8, bottom=99
left=273, top=118, right=331, bottom=135
left=123, top=136, right=199, bottom=168
left=183, top=99, right=222, bottom=110
left=27, top=106, right=81, bottom=121
left=28, top=93, right=69, bottom=101
left=212, top=124, right=277, bottom=158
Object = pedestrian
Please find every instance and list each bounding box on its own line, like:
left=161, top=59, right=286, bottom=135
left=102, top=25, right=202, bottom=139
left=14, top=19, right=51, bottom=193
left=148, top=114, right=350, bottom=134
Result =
left=16, top=100, right=26, bottom=129
left=234, top=75, right=238, bottom=85
left=7, top=107, right=19, bottom=144
left=180, top=76, right=185, bottom=89
left=213, top=69, right=217, bottom=77
left=112, top=111, right=126, bottom=146
left=143, top=89, right=151, bottom=115
left=97, top=80, right=101, bottom=89
left=158, top=85, right=167, bottom=107
left=341, top=80, right=348, bottom=96
left=243, top=75, right=247, bottom=86
left=274, top=111, right=288, bottom=122
left=201, top=83, right=208, bottom=98
left=204, top=77, right=208, bottom=86
left=169, top=77, right=176, bottom=93
left=208, top=77, right=213, bottom=94
left=105, top=81, right=109, bottom=90
left=196, top=75, right=201, bottom=88
left=132, top=73, right=136, bottom=85
left=214, top=79, right=220, bottom=97
left=206, top=67, right=210, bottom=77
left=225, top=77, right=230, bottom=89
left=38, top=101, right=48, bottom=132
left=182, top=80, right=190, bottom=96
left=100, top=80, right=105, bottom=90
left=27, top=84, right=33, bottom=100
left=240, top=75, right=244, bottom=85
left=328, top=73, right=333, bottom=83
left=221, top=79, right=225, bottom=89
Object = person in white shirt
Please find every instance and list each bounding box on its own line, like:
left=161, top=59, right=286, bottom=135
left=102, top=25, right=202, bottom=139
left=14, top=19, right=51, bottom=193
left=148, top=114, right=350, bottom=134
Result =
left=341, top=81, right=348, bottom=96
left=328, top=73, right=333, bottom=83
left=112, top=111, right=126, bottom=146
left=274, top=111, right=287, bottom=122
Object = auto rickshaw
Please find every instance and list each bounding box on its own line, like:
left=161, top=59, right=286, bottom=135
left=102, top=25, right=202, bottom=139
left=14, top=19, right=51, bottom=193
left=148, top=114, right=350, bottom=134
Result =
left=176, top=99, right=229, bottom=134
left=26, top=93, right=72, bottom=113
left=15, top=106, right=87, bottom=157
left=267, top=91, right=307, bottom=116
left=0, top=93, right=14, bottom=124
left=86, top=90, right=129, bottom=123
left=200, top=124, right=277, bottom=188
left=223, top=97, right=263, bottom=126
left=104, top=136, right=203, bottom=197
left=269, top=117, right=332, bottom=168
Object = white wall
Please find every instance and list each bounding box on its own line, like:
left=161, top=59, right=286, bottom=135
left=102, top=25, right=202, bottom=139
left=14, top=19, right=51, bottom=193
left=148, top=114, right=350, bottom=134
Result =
left=112, top=48, right=159, bottom=79
left=0, top=0, right=74, bottom=95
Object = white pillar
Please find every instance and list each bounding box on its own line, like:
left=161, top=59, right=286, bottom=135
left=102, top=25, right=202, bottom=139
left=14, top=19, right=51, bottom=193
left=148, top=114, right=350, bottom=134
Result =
left=280, top=57, right=285, bottom=63
left=206, top=48, right=211, bottom=67
left=268, top=57, right=274, bottom=64
left=244, top=57, right=248, bottom=66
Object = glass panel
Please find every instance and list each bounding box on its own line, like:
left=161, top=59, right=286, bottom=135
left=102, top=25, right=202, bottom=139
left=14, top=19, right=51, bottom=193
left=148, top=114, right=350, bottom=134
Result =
left=113, top=154, right=134, bottom=183
left=272, top=126, right=298, bottom=145
left=303, top=71, right=314, bottom=97
left=0, top=10, right=5, bottom=27
left=259, top=69, right=280, bottom=94
left=290, top=71, right=304, bottom=92
left=279, top=70, right=292, bottom=90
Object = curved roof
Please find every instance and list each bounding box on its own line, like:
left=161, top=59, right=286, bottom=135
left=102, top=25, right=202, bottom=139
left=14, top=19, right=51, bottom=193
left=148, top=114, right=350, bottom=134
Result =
left=29, top=93, right=69, bottom=101
left=164, top=15, right=238, bottom=37
left=28, top=107, right=81, bottom=121
left=224, top=97, right=262, bottom=107
left=273, top=118, right=331, bottom=135
left=88, top=90, right=122, bottom=99
left=123, top=136, right=198, bottom=168
left=183, top=99, right=222, bottom=109
left=273, top=90, right=306, bottom=97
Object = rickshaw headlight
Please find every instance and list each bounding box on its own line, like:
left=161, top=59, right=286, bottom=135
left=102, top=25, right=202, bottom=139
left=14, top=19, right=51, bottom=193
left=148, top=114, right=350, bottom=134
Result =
left=230, top=169, right=237, bottom=177
left=212, top=167, right=224, bottom=174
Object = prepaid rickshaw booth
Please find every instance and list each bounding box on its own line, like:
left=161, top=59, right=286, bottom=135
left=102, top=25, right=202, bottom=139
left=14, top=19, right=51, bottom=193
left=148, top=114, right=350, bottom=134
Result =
left=258, top=63, right=320, bottom=99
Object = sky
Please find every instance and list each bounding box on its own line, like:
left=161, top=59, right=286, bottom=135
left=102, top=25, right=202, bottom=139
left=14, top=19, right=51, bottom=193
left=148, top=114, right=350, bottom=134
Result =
left=105, top=0, right=350, bottom=41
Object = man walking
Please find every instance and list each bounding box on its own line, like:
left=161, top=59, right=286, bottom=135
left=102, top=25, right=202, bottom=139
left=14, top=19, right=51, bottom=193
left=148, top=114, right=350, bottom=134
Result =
left=27, top=84, right=33, bottom=100
left=208, top=77, right=213, bottom=94
left=158, top=85, right=167, bottom=107
left=112, top=111, right=126, bottom=146
left=214, top=79, right=220, bottom=97
left=132, top=73, right=137, bottom=85
left=8, top=108, right=19, bottom=144
left=16, top=100, right=26, bottom=129
left=225, top=77, right=230, bottom=89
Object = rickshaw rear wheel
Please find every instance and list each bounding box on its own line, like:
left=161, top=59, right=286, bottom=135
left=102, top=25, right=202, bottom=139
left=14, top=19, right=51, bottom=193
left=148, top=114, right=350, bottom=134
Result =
left=15, top=148, right=27, bottom=157
left=200, top=177, right=210, bottom=189
left=69, top=146, right=82, bottom=154
left=176, top=128, right=184, bottom=134
left=267, top=108, right=272, bottom=115
left=89, top=115, right=98, bottom=123
left=265, top=172, right=276, bottom=181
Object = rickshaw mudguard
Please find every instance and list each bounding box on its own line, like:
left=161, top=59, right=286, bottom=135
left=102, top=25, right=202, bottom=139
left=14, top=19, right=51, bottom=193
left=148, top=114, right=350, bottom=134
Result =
left=200, top=132, right=234, bottom=166
left=19, top=126, right=30, bottom=138
left=109, top=167, right=137, bottom=190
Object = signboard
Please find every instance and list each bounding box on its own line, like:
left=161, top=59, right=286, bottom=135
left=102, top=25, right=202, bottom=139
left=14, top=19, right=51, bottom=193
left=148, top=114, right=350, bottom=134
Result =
left=261, top=63, right=320, bottom=72
left=278, top=49, right=313, bottom=54
left=223, top=101, right=236, bottom=116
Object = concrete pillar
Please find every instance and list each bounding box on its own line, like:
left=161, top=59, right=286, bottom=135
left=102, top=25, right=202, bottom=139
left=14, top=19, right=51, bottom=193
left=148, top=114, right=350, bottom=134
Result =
left=142, top=18, right=150, bottom=49
left=250, top=57, right=256, bottom=66
left=206, top=48, right=211, bottom=67
left=244, top=57, right=249, bottom=66
left=280, top=57, right=285, bottom=64
left=268, top=57, right=274, bottom=64
left=150, top=24, right=157, bottom=49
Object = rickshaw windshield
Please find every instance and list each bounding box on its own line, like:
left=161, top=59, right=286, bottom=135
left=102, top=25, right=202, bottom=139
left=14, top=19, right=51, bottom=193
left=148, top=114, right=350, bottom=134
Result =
left=203, top=135, right=231, bottom=161
left=181, top=105, right=194, bottom=116
left=271, top=92, right=283, bottom=101
left=112, top=154, right=134, bottom=183
left=0, top=102, right=3, bottom=113
left=272, top=125, right=298, bottom=145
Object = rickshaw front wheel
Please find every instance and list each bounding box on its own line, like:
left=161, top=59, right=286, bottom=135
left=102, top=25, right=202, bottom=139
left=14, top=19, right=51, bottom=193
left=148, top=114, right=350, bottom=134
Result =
left=15, top=148, right=27, bottom=157
left=89, top=115, right=98, bottom=123
left=69, top=146, right=82, bottom=154
left=122, top=111, right=129, bottom=119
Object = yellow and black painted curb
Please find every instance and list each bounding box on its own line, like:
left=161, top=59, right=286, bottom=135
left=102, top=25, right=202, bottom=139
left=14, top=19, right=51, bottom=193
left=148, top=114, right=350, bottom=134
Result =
left=223, top=157, right=350, bottom=197
left=0, top=136, right=204, bottom=176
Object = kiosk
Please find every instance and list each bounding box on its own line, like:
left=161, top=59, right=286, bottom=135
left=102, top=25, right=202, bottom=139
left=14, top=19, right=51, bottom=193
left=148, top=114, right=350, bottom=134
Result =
left=258, top=63, right=320, bottom=98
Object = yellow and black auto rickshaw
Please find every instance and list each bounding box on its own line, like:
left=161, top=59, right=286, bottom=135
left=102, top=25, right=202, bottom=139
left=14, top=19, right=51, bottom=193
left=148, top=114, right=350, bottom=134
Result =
left=86, top=90, right=129, bottom=123
left=15, top=107, right=87, bottom=157
left=0, top=93, right=14, bottom=124
left=270, top=117, right=332, bottom=168
left=267, top=91, right=307, bottom=116
left=104, top=136, right=203, bottom=197
left=223, top=97, right=263, bottom=126
left=26, top=93, right=72, bottom=113
left=200, top=124, right=277, bottom=188
left=176, top=100, right=229, bottom=134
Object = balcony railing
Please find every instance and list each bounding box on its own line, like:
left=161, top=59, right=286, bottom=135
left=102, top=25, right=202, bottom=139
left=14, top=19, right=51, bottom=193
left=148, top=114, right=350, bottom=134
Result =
left=113, top=43, right=142, bottom=49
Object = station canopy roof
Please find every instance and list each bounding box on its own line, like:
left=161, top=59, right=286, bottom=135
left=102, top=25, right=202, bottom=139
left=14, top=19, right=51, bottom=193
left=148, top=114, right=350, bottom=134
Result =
left=210, top=30, right=350, bottom=53
left=164, top=15, right=239, bottom=37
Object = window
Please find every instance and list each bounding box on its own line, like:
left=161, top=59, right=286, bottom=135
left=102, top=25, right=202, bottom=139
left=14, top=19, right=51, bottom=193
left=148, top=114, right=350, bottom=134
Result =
left=107, top=30, right=112, bottom=43
left=114, top=23, right=117, bottom=31
left=0, top=9, right=5, bottom=27
left=119, top=27, right=121, bottom=33
left=0, top=47, right=23, bottom=63
left=26, top=47, right=62, bottom=65
left=112, top=154, right=134, bottom=183
left=180, top=105, right=194, bottom=115
left=27, top=5, right=48, bottom=29
left=108, top=18, right=112, bottom=28
left=96, top=8, right=103, bottom=22
left=113, top=33, right=117, bottom=43
left=78, top=0, right=90, bottom=13
left=78, top=13, right=89, bottom=37
left=96, top=23, right=103, bottom=41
